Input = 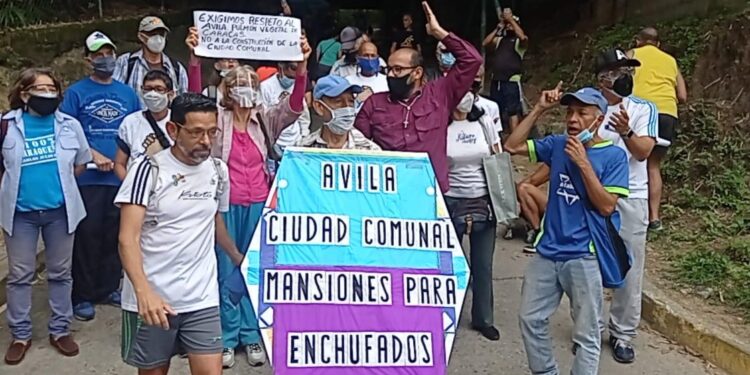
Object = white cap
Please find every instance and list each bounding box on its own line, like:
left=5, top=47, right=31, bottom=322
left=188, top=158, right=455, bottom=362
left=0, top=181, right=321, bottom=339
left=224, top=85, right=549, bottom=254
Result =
left=86, top=31, right=116, bottom=52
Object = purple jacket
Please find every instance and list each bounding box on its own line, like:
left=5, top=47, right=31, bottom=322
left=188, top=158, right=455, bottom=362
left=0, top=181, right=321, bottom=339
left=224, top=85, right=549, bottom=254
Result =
left=355, top=33, right=483, bottom=192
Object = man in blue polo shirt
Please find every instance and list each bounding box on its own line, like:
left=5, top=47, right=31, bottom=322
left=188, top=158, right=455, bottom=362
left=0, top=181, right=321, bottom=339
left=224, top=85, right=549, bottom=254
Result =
left=60, top=31, right=141, bottom=322
left=504, top=84, right=629, bottom=375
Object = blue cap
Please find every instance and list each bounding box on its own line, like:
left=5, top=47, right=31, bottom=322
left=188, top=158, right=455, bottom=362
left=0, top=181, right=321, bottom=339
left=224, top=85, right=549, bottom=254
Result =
left=560, top=87, right=608, bottom=114
left=313, top=75, right=362, bottom=100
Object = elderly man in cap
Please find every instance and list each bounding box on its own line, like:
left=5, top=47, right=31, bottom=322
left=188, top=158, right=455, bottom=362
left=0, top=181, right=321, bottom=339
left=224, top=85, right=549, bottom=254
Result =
left=60, top=31, right=141, bottom=322
left=114, top=15, right=188, bottom=99
left=504, top=84, right=630, bottom=375
left=297, top=75, right=380, bottom=150
left=330, top=27, right=386, bottom=78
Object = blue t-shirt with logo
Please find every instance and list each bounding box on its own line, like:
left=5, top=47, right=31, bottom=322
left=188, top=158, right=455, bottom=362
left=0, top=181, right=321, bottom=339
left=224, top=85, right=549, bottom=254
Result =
left=16, top=113, right=65, bottom=212
left=528, top=135, right=629, bottom=261
left=60, top=77, right=140, bottom=186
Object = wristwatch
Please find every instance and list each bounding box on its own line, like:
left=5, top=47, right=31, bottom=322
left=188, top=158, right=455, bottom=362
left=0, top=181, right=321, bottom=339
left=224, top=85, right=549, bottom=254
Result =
left=621, top=129, right=635, bottom=139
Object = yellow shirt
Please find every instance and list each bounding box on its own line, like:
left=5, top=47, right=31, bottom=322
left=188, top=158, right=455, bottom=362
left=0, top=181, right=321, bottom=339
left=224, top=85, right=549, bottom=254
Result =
left=632, top=45, right=679, bottom=117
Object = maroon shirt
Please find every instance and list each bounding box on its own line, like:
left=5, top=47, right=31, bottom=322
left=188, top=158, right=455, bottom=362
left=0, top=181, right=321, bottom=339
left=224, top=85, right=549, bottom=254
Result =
left=355, top=33, right=482, bottom=192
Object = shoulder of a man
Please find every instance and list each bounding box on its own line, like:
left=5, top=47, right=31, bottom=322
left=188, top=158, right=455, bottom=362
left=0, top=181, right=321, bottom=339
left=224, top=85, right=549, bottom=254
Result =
left=351, top=129, right=381, bottom=150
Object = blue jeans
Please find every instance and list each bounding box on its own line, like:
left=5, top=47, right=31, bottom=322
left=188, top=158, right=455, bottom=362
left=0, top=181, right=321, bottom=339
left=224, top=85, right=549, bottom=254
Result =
left=519, top=254, right=603, bottom=375
left=453, top=219, right=497, bottom=328
left=216, top=203, right=264, bottom=348
left=4, top=207, right=74, bottom=340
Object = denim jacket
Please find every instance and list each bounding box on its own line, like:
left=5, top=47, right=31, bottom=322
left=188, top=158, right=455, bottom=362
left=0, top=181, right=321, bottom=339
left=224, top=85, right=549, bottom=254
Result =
left=1, top=109, right=92, bottom=235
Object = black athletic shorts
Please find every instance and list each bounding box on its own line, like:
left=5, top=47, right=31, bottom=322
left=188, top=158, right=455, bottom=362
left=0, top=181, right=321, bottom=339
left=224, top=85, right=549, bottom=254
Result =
left=490, top=80, right=522, bottom=117
left=655, top=114, right=679, bottom=152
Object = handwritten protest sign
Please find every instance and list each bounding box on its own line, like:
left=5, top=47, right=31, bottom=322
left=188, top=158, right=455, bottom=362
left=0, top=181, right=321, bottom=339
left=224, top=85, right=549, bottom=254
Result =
left=193, top=10, right=302, bottom=61
left=241, top=148, right=469, bottom=374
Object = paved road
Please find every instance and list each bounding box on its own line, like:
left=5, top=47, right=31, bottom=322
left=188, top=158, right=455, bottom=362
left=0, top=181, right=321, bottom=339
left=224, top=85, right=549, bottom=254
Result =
left=0, top=237, right=723, bottom=374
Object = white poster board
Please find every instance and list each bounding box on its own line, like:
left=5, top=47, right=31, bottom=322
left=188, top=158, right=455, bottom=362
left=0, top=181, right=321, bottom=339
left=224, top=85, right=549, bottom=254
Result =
left=193, top=10, right=303, bottom=61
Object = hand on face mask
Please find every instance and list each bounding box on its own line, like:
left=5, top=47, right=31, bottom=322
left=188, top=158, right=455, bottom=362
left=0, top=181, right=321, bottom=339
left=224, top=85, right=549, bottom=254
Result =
left=229, top=86, right=259, bottom=108
left=320, top=101, right=356, bottom=135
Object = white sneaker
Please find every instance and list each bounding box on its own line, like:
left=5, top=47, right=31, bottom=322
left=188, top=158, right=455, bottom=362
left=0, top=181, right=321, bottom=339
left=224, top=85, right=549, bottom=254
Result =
left=222, top=348, right=235, bottom=368
left=245, top=343, right=266, bottom=366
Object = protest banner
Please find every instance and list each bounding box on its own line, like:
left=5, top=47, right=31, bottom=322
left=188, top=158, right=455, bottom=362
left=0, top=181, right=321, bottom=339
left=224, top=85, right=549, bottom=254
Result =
left=241, top=148, right=469, bottom=374
left=193, top=10, right=303, bottom=61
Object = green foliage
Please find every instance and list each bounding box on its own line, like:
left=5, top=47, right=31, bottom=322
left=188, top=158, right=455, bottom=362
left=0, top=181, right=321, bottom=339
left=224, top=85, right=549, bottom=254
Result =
left=0, top=0, right=53, bottom=28
left=675, top=249, right=731, bottom=287
left=663, top=99, right=750, bottom=317
left=675, top=242, right=750, bottom=317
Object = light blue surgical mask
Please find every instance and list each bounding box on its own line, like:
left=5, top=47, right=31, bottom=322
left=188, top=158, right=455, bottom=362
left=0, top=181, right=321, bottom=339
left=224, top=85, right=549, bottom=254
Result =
left=439, top=52, right=456, bottom=68
left=573, top=117, right=600, bottom=143
left=279, top=74, right=295, bottom=90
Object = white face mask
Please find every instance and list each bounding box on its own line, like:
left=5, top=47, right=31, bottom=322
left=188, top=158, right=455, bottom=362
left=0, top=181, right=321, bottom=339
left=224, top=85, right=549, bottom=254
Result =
left=320, top=101, right=357, bottom=135
left=229, top=86, right=259, bottom=108
left=457, top=92, right=474, bottom=113
left=142, top=90, right=169, bottom=113
left=146, top=35, right=166, bottom=53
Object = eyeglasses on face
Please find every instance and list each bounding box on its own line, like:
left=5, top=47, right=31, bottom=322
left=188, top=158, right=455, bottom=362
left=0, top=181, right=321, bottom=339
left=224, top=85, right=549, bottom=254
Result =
left=174, top=122, right=221, bottom=139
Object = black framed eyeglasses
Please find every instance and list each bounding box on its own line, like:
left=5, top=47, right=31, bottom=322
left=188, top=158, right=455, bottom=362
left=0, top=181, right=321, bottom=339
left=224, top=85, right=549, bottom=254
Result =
left=384, top=65, right=418, bottom=76
left=174, top=122, right=221, bottom=140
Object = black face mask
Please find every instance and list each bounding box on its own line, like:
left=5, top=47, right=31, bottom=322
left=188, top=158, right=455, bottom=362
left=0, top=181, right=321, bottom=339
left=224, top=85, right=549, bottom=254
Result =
left=612, top=74, right=634, bottom=97
left=387, top=74, right=414, bottom=101
left=471, top=80, right=482, bottom=94
left=26, top=95, right=60, bottom=116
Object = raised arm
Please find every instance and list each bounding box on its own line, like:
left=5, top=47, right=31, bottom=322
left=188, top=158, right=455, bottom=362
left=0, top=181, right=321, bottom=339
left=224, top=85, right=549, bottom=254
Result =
left=503, top=10, right=528, bottom=43
left=504, top=82, right=562, bottom=155
left=483, top=24, right=501, bottom=47
left=185, top=26, right=204, bottom=93
left=423, top=1, right=482, bottom=109
left=262, top=36, right=310, bottom=140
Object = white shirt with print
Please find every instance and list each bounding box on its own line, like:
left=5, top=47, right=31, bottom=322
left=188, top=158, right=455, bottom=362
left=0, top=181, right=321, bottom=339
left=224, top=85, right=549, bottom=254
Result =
left=598, top=95, right=658, bottom=200
left=445, top=119, right=499, bottom=199
left=345, top=72, right=389, bottom=94
left=114, top=149, right=229, bottom=314
left=475, top=95, right=502, bottom=133
left=117, top=110, right=173, bottom=167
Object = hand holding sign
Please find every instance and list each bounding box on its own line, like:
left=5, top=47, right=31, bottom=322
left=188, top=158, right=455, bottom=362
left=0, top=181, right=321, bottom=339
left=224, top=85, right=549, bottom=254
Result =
left=186, top=26, right=199, bottom=54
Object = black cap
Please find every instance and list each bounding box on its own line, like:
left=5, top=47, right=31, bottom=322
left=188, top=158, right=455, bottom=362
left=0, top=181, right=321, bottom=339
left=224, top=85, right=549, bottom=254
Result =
left=594, top=48, right=641, bottom=74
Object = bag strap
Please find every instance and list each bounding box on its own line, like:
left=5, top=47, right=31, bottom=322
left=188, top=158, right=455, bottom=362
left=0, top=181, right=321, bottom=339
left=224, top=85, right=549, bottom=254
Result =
left=211, top=158, right=227, bottom=201
left=142, top=111, right=171, bottom=150
left=166, top=54, right=182, bottom=90
left=206, top=85, right=218, bottom=101
left=125, top=53, right=138, bottom=86
left=147, top=155, right=160, bottom=196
